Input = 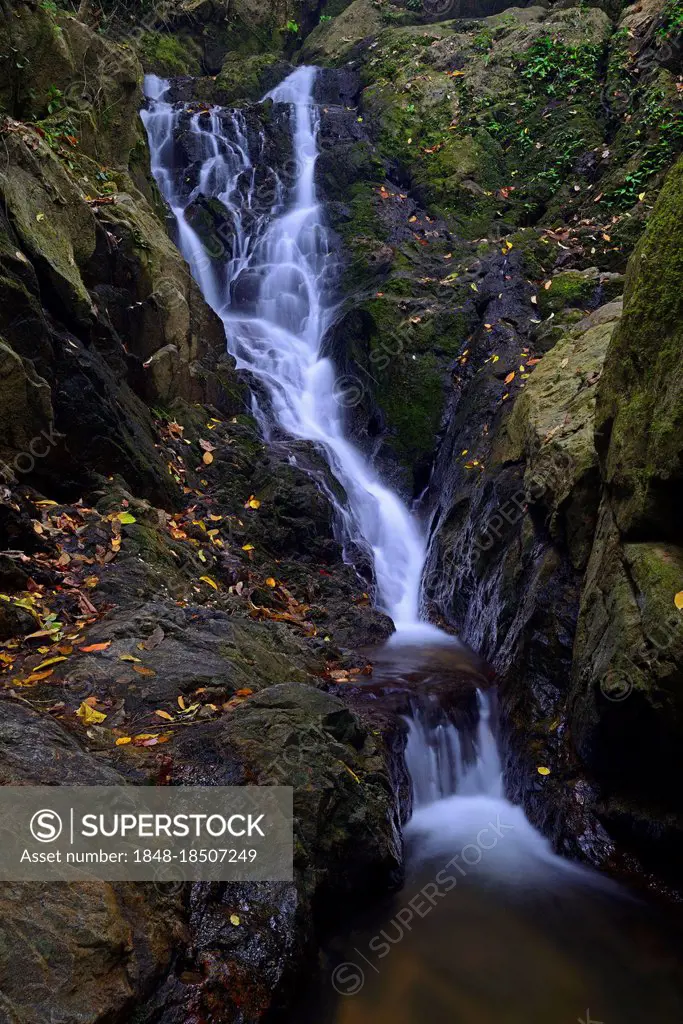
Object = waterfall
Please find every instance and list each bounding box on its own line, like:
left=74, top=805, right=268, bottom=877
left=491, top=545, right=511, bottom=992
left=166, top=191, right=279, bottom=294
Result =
left=141, top=68, right=429, bottom=630
left=405, top=692, right=503, bottom=807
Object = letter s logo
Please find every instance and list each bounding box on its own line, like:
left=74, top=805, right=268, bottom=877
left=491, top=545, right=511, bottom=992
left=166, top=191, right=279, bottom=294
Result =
left=30, top=809, right=63, bottom=843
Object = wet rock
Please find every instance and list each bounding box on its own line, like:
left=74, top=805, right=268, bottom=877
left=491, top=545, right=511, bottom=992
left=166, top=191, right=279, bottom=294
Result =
left=0, top=880, right=183, bottom=1024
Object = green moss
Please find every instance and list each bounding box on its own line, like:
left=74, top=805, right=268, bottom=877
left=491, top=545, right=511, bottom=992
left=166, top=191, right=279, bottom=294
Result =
left=375, top=350, right=445, bottom=467
left=597, top=155, right=683, bottom=531
left=215, top=53, right=283, bottom=104
left=538, top=271, right=598, bottom=317
left=137, top=31, right=201, bottom=76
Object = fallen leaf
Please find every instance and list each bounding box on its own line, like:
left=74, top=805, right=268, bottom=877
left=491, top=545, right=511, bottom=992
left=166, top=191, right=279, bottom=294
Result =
left=115, top=736, right=132, bottom=745
left=119, top=653, right=141, bottom=663
left=77, top=702, right=107, bottom=725
left=19, top=668, right=54, bottom=684
left=537, top=766, right=551, bottom=776
left=202, top=451, right=214, bottom=465
left=235, top=688, right=253, bottom=697
left=79, top=642, right=111, bottom=653
left=116, top=512, right=136, bottom=525
left=200, top=575, right=218, bottom=590
left=155, top=710, right=174, bottom=721
left=140, top=625, right=164, bottom=650
left=35, top=656, right=67, bottom=670
left=675, top=591, right=683, bottom=610
left=504, top=371, right=515, bottom=385
left=133, top=665, right=156, bottom=677
left=265, top=577, right=276, bottom=587
left=230, top=914, right=240, bottom=926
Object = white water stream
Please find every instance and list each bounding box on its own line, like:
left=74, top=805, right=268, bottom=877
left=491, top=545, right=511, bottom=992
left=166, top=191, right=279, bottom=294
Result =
left=142, top=68, right=427, bottom=629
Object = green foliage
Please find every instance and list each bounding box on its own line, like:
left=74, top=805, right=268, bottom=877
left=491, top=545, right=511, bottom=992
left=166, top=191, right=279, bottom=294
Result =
left=656, top=0, right=683, bottom=40
left=319, top=14, right=332, bottom=23
left=520, top=36, right=604, bottom=97
left=46, top=84, right=64, bottom=115
left=285, top=19, right=300, bottom=34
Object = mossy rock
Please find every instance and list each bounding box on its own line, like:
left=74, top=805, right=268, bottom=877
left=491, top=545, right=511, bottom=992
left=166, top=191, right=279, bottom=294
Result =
left=214, top=53, right=289, bottom=104
left=301, top=0, right=384, bottom=64
left=137, top=30, right=202, bottom=76
left=596, top=154, right=683, bottom=536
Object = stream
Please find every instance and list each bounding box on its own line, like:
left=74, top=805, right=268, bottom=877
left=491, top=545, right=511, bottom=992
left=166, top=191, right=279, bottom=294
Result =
left=142, top=67, right=683, bottom=1023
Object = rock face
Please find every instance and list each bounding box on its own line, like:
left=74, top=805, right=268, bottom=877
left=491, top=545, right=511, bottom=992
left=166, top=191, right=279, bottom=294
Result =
left=568, top=157, right=683, bottom=886
left=0, top=2, right=240, bottom=505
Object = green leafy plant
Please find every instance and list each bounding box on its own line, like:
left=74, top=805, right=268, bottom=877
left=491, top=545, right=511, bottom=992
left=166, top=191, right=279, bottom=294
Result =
left=285, top=19, right=299, bottom=34
left=656, top=0, right=683, bottom=40
left=46, top=84, right=64, bottom=115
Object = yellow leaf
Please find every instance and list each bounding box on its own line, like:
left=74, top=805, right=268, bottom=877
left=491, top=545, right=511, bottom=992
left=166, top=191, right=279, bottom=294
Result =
left=200, top=575, right=218, bottom=590
left=244, top=495, right=261, bottom=510
left=115, top=737, right=132, bottom=746
left=35, top=500, right=58, bottom=507
left=230, top=914, right=240, bottom=926
left=155, top=710, right=174, bottom=721
left=265, top=577, right=276, bottom=587
left=119, top=653, right=141, bottom=663
left=339, top=761, right=361, bottom=784
left=77, top=702, right=107, bottom=725
left=202, top=451, right=214, bottom=465
left=241, top=544, right=254, bottom=552
left=35, top=656, right=67, bottom=670
left=178, top=695, right=186, bottom=710
left=674, top=591, right=683, bottom=610
left=537, top=766, right=551, bottom=776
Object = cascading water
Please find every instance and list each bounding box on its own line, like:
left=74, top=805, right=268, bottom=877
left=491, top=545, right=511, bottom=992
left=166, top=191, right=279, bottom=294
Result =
left=142, top=70, right=683, bottom=1023
left=142, top=68, right=428, bottom=630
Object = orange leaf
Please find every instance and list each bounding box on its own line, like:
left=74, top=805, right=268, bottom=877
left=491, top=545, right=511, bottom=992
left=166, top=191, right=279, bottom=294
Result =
left=133, top=665, right=156, bottom=677
left=504, top=372, right=515, bottom=385
left=79, top=642, right=111, bottom=653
